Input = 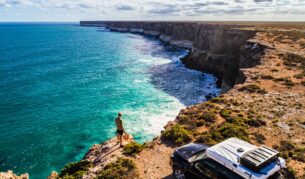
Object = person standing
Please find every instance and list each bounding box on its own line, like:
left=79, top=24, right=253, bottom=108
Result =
left=115, top=112, right=124, bottom=147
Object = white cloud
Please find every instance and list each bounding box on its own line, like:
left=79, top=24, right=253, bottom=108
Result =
left=0, top=0, right=33, bottom=7
left=0, top=0, right=304, bottom=21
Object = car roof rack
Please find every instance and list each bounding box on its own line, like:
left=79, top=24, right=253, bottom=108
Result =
left=240, top=145, right=279, bottom=172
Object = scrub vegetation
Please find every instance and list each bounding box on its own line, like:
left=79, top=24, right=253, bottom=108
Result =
left=123, top=142, right=145, bottom=156
left=98, top=157, right=138, bottom=179
left=271, top=30, right=305, bottom=42
left=161, top=124, right=192, bottom=145
left=58, top=160, right=93, bottom=179
left=238, top=84, right=267, bottom=94
left=275, top=141, right=305, bottom=163
left=196, top=122, right=248, bottom=146
left=254, top=133, right=266, bottom=144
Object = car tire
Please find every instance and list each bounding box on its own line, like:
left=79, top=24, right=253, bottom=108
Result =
left=173, top=166, right=186, bottom=179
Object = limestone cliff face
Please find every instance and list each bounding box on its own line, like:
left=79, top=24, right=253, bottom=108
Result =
left=80, top=21, right=258, bottom=91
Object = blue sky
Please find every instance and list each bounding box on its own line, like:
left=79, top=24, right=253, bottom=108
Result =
left=0, top=0, right=304, bottom=22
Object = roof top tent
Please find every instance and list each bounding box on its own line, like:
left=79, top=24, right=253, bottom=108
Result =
left=206, top=138, right=285, bottom=179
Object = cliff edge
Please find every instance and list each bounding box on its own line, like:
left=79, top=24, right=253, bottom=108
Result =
left=81, top=21, right=259, bottom=92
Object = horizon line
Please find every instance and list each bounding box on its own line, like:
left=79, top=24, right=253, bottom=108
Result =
left=1, top=20, right=305, bottom=23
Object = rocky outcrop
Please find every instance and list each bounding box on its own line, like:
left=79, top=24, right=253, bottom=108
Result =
left=47, top=171, right=58, bottom=179
left=48, top=135, right=134, bottom=179
left=80, top=21, right=259, bottom=91
left=0, top=171, right=29, bottom=179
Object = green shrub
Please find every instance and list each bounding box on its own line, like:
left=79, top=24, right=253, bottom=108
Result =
left=161, top=125, right=192, bottom=145
left=279, top=140, right=295, bottom=151
left=274, top=77, right=285, bottom=82
left=219, top=108, right=233, bottom=119
left=178, top=115, right=191, bottom=124
left=238, top=84, right=267, bottom=94
left=278, top=141, right=298, bottom=160
left=195, top=134, right=217, bottom=146
left=281, top=53, right=305, bottom=81
left=199, top=111, right=217, bottom=122
left=247, top=118, right=266, bottom=127
left=196, top=122, right=249, bottom=145
left=237, top=113, right=245, bottom=118
left=218, top=123, right=248, bottom=141
left=59, top=160, right=93, bottom=178
left=283, top=78, right=295, bottom=87
left=195, top=121, right=249, bottom=145
left=205, top=102, right=216, bottom=108
left=230, top=99, right=241, bottom=106
left=196, top=120, right=205, bottom=127
left=210, top=97, right=226, bottom=104
left=225, top=117, right=247, bottom=127
left=123, top=142, right=145, bottom=156
left=98, top=157, right=138, bottom=179
left=254, top=133, right=266, bottom=144
left=292, top=151, right=305, bottom=162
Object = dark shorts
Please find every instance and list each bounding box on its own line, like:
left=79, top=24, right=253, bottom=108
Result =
left=116, top=129, right=124, bottom=135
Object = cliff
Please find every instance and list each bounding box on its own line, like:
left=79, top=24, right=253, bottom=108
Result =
left=80, top=21, right=258, bottom=92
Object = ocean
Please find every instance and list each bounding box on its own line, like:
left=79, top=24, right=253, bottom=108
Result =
left=0, top=23, right=220, bottom=178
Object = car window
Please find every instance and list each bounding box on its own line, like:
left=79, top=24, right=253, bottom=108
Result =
left=188, top=151, right=207, bottom=162
left=195, top=160, right=215, bottom=177
left=198, top=159, right=243, bottom=179
left=215, top=165, right=244, bottom=179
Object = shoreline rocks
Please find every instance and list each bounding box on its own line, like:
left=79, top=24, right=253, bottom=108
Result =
left=0, top=171, right=29, bottom=179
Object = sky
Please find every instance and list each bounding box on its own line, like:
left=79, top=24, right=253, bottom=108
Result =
left=0, top=0, right=304, bottom=22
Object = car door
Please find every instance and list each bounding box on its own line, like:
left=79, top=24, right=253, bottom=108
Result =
left=187, top=159, right=217, bottom=179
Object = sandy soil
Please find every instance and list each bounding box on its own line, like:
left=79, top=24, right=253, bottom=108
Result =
left=135, top=139, right=175, bottom=179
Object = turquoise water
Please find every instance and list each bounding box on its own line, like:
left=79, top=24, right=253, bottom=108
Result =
left=0, top=24, right=220, bottom=178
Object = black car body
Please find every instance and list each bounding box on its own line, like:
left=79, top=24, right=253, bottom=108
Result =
left=170, top=143, right=245, bottom=179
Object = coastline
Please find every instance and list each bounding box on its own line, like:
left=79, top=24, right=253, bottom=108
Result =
left=80, top=21, right=258, bottom=92
left=72, top=21, right=304, bottom=178
left=4, top=21, right=304, bottom=178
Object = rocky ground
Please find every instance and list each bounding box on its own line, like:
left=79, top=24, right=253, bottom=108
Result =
left=47, top=23, right=305, bottom=179
left=0, top=171, right=28, bottom=179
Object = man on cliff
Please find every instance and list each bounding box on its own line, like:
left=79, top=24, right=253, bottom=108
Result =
left=115, top=112, right=124, bottom=147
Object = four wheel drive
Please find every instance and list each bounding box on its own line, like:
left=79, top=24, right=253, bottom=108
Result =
left=170, top=138, right=285, bottom=179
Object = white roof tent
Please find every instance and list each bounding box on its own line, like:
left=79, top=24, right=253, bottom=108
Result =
left=206, top=138, right=285, bottom=179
